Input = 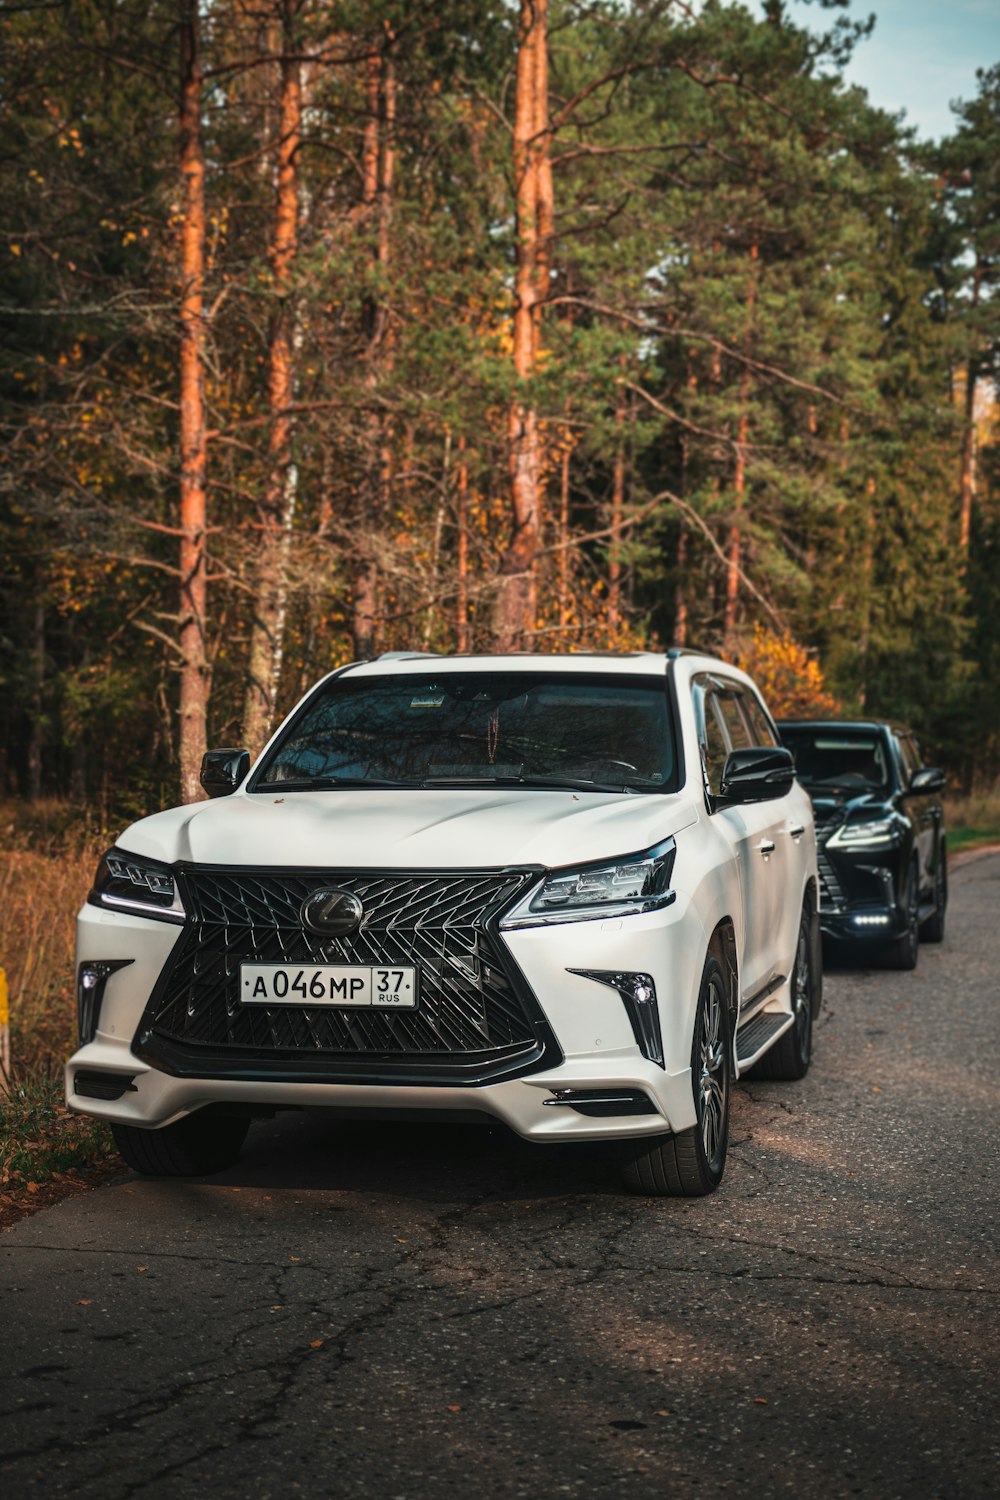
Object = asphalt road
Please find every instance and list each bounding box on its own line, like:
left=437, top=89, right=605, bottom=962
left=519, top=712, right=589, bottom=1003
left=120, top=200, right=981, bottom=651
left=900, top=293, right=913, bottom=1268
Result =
left=2, top=855, right=998, bottom=1500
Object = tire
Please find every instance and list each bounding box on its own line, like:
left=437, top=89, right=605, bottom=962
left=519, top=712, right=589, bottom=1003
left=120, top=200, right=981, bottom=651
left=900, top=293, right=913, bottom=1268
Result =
left=622, top=952, right=731, bottom=1197
left=111, top=1109, right=249, bottom=1177
left=920, top=844, right=947, bottom=944
left=749, top=898, right=817, bottom=1082
left=885, top=861, right=919, bottom=971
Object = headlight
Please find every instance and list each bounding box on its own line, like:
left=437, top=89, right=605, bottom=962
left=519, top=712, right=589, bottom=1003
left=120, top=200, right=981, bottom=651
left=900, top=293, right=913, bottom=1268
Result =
left=501, top=838, right=676, bottom=929
left=89, top=847, right=186, bottom=923
left=827, top=818, right=898, bottom=850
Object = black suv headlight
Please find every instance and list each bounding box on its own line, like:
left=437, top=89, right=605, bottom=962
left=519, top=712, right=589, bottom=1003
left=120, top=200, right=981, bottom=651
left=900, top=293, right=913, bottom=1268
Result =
left=827, top=817, right=899, bottom=850
left=501, top=838, right=677, bottom=929
left=89, top=847, right=186, bottom=923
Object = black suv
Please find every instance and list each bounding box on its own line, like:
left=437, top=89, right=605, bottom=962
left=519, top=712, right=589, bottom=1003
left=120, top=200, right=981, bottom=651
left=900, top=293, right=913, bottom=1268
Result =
left=777, top=720, right=946, bottom=969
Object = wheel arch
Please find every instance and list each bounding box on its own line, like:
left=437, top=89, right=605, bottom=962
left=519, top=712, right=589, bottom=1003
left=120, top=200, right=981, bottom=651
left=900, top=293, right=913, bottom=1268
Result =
left=707, top=917, right=739, bottom=1031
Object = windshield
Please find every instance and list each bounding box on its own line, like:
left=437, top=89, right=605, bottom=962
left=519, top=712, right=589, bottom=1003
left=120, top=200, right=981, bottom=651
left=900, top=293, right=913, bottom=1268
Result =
left=780, top=729, right=890, bottom=792
left=253, top=671, right=678, bottom=794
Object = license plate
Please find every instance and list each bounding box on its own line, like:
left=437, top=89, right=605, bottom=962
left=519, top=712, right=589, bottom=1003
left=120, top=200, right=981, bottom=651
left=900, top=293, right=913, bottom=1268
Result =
left=240, top=963, right=417, bottom=1009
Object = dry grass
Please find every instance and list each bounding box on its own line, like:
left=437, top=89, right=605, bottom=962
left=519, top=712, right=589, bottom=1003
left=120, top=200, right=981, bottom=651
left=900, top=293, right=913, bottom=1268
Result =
left=0, top=808, right=114, bottom=1209
left=1, top=839, right=99, bottom=1078
left=943, top=788, right=1000, bottom=854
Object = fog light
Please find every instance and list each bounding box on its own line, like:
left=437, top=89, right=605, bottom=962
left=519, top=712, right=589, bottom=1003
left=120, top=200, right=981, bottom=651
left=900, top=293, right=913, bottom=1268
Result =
left=77, top=960, right=134, bottom=1045
left=568, top=969, right=664, bottom=1068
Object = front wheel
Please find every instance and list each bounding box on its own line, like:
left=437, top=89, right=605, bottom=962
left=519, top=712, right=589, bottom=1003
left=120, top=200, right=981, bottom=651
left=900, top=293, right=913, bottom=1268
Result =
left=749, top=899, right=817, bottom=1081
left=622, top=952, right=731, bottom=1196
left=920, top=846, right=947, bottom=944
left=111, top=1109, right=249, bottom=1177
left=885, top=861, right=919, bottom=970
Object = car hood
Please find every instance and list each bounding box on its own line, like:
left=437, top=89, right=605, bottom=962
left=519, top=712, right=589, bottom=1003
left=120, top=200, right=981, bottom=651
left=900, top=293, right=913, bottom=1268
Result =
left=807, top=789, right=892, bottom=828
left=118, top=787, right=699, bottom=872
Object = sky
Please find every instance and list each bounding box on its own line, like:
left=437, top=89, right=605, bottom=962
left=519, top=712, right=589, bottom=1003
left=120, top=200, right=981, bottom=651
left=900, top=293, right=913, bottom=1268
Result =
left=788, top=0, right=1000, bottom=140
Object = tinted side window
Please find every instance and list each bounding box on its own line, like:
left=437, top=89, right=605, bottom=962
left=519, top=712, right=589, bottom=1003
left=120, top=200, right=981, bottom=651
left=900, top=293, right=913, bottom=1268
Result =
left=703, top=696, right=730, bottom=797
left=904, top=735, right=923, bottom=772
left=740, top=690, right=779, bottom=748
left=895, top=733, right=920, bottom=785
left=714, top=686, right=752, bottom=751
left=692, top=678, right=730, bottom=799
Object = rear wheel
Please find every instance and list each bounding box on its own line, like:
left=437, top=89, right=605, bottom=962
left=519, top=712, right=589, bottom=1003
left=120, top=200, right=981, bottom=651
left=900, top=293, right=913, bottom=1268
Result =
left=920, top=845, right=947, bottom=944
left=111, top=1109, right=249, bottom=1177
left=885, top=861, right=919, bottom=970
left=749, top=899, right=816, bottom=1082
left=622, top=952, right=730, bottom=1197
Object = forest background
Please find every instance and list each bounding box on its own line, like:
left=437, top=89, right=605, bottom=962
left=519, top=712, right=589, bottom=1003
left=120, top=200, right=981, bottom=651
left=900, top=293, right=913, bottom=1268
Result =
left=2, top=0, right=999, bottom=824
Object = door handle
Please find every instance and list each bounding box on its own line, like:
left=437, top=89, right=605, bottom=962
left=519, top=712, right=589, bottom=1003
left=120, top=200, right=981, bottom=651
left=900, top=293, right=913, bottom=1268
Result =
left=788, top=825, right=805, bottom=839
left=757, top=840, right=776, bottom=856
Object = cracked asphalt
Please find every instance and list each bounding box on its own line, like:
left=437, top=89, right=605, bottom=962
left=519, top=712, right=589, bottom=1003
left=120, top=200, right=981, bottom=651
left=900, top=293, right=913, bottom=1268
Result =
left=2, top=854, right=998, bottom=1500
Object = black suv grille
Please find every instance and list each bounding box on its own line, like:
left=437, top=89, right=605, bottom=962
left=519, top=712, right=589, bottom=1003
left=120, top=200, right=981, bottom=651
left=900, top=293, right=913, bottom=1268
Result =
left=815, top=832, right=846, bottom=912
left=134, top=867, right=559, bottom=1086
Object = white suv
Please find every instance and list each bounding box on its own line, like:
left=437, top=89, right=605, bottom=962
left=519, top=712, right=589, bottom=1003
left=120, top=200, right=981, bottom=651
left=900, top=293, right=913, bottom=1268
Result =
left=68, top=650, right=820, bottom=1195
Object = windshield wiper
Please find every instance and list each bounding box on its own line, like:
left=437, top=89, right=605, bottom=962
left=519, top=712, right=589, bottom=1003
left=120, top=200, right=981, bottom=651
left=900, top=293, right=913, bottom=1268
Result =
left=421, top=774, right=639, bottom=794
left=259, top=776, right=415, bottom=791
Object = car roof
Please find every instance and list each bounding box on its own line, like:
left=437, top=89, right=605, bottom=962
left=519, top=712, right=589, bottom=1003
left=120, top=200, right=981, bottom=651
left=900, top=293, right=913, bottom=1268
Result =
left=338, top=649, right=739, bottom=680
left=777, top=719, right=912, bottom=735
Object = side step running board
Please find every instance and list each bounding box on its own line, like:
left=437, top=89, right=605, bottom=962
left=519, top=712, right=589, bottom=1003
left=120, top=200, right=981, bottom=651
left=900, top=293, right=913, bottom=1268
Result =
left=735, top=1011, right=795, bottom=1070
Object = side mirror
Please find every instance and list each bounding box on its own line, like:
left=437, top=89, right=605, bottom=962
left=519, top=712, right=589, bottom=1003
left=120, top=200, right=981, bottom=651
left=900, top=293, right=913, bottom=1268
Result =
left=908, top=766, right=946, bottom=796
left=719, top=746, right=795, bottom=804
left=200, top=748, right=251, bottom=799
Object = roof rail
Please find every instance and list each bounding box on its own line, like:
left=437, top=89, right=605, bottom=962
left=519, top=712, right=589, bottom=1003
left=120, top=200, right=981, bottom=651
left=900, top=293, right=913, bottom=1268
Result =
left=376, top=651, right=441, bottom=661
left=666, top=645, right=706, bottom=659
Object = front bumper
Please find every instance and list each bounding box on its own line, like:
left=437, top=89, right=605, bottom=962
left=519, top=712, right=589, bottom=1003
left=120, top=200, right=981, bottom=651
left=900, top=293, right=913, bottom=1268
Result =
left=67, top=887, right=709, bottom=1141
left=816, top=840, right=906, bottom=943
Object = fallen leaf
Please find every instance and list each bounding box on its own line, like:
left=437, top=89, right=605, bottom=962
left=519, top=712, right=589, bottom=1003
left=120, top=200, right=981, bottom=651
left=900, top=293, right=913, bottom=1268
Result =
left=309, top=1339, right=324, bottom=1349
left=754, top=1397, right=768, bottom=1405
left=655, top=1410, right=672, bottom=1418
left=137, top=1266, right=148, bottom=1272
left=290, top=1255, right=300, bottom=1262
left=77, top=1299, right=92, bottom=1306
left=26, top=1182, right=39, bottom=1194
left=271, top=1304, right=283, bottom=1311
left=871, top=1086, right=882, bottom=1094
left=447, top=1405, right=462, bottom=1413
left=395, top=1238, right=408, bottom=1244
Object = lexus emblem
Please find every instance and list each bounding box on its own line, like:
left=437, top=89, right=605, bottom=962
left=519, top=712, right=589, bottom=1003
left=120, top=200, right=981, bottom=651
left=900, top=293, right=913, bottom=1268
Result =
left=301, top=888, right=364, bottom=937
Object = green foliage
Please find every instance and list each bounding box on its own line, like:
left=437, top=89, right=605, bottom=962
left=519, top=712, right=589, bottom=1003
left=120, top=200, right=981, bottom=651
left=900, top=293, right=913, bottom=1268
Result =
left=1, top=0, right=998, bottom=805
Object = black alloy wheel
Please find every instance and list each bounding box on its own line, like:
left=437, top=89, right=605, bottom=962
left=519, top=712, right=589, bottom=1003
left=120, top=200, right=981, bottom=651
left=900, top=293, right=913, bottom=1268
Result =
left=749, top=900, right=816, bottom=1081
left=920, top=845, right=947, bottom=944
left=111, top=1108, right=250, bottom=1177
left=622, top=952, right=731, bottom=1196
left=885, top=861, right=920, bottom=971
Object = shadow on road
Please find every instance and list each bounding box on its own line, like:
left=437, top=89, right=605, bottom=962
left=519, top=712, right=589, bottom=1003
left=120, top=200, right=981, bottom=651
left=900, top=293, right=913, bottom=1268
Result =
left=203, top=1110, right=637, bottom=1205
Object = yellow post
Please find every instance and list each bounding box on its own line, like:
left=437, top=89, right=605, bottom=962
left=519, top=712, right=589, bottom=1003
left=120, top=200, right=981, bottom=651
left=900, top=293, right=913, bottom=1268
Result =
left=0, top=966, right=9, bottom=1095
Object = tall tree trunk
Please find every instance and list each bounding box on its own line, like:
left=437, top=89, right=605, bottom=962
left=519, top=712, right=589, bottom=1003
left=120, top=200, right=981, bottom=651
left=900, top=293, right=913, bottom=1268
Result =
left=673, top=530, right=688, bottom=646
left=674, top=364, right=696, bottom=645
left=958, top=258, right=983, bottom=558
left=856, top=473, right=876, bottom=709
left=723, top=239, right=759, bottom=640
left=353, top=39, right=395, bottom=658
left=958, top=369, right=979, bottom=555
left=243, top=1, right=302, bottom=753
left=456, top=434, right=469, bottom=651
left=558, top=426, right=570, bottom=631
left=608, top=386, right=625, bottom=635
left=493, top=0, right=548, bottom=651
left=26, top=600, right=44, bottom=801
left=178, top=0, right=210, bottom=803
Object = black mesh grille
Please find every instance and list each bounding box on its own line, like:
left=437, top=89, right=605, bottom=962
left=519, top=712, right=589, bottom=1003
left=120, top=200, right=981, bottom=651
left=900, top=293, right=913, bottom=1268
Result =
left=816, top=835, right=845, bottom=912
left=135, top=867, right=556, bottom=1085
